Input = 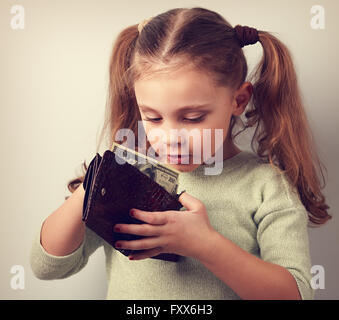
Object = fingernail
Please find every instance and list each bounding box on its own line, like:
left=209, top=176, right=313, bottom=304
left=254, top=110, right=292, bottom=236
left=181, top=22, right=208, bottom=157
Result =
left=130, top=209, right=135, bottom=216
left=115, top=242, right=122, bottom=248
left=178, top=190, right=186, bottom=199
left=114, top=226, right=121, bottom=232
left=129, top=256, right=134, bottom=260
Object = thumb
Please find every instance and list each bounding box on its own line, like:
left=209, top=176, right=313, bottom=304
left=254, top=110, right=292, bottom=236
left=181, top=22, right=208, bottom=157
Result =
left=178, top=191, right=202, bottom=212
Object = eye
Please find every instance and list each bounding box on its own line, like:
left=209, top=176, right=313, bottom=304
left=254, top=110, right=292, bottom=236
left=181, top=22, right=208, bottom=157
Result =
left=143, top=115, right=205, bottom=123
left=184, top=115, right=205, bottom=122
left=143, top=117, right=162, bottom=122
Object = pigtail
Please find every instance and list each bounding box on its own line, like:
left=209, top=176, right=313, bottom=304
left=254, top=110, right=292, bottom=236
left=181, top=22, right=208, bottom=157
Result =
left=66, top=24, right=140, bottom=196
left=100, top=24, right=141, bottom=150
left=246, top=31, right=331, bottom=225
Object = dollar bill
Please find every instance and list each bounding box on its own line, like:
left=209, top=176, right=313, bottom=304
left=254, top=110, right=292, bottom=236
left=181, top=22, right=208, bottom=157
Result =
left=111, top=142, right=180, bottom=195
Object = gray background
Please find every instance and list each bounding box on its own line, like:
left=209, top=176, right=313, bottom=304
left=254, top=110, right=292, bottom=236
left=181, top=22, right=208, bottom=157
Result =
left=0, top=0, right=338, bottom=299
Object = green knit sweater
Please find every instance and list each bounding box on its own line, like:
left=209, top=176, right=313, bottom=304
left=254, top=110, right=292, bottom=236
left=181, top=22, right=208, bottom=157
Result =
left=30, top=150, right=314, bottom=299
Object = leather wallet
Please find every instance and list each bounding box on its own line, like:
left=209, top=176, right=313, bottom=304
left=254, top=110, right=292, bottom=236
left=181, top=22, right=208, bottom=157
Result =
left=82, top=149, right=184, bottom=262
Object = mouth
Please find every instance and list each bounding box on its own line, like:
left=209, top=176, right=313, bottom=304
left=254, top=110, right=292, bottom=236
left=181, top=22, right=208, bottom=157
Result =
left=166, top=154, right=190, bottom=164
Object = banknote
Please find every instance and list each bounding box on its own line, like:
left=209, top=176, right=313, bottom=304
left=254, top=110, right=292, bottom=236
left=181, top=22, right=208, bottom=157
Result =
left=111, top=142, right=180, bottom=195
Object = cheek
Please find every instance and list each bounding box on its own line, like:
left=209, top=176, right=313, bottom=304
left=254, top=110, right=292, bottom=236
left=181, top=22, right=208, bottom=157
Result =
left=201, top=116, right=230, bottom=152
left=142, top=121, right=156, bottom=143
left=142, top=124, right=168, bottom=157
left=201, top=129, right=225, bottom=155
left=141, top=119, right=148, bottom=131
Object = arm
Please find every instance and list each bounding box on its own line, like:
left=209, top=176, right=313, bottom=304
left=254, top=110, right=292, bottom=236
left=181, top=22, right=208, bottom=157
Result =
left=197, top=230, right=301, bottom=300
left=40, top=183, right=86, bottom=256
left=30, top=183, right=103, bottom=280
left=197, top=169, right=314, bottom=300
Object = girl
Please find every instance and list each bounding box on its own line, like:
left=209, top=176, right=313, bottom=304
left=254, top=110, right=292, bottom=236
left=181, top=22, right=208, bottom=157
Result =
left=30, top=7, right=331, bottom=300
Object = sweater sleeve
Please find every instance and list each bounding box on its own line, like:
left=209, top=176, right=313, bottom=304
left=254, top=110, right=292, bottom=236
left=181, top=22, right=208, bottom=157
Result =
left=253, top=166, right=315, bottom=300
left=30, top=222, right=103, bottom=280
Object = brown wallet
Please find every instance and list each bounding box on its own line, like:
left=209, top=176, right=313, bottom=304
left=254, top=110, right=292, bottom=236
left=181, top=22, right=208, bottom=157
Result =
left=82, top=150, right=184, bottom=262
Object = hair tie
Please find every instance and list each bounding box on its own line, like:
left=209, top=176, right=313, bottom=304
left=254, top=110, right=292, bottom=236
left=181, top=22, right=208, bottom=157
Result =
left=234, top=25, right=259, bottom=47
left=138, top=16, right=154, bottom=33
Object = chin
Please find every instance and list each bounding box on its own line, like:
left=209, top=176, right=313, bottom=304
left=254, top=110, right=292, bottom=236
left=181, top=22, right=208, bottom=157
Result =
left=155, top=153, right=202, bottom=172
left=165, top=162, right=201, bottom=172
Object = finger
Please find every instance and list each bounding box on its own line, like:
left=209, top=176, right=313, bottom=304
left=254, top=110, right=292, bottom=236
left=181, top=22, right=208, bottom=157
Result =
left=113, top=223, right=163, bottom=236
left=130, top=209, right=167, bottom=225
left=178, top=191, right=203, bottom=212
left=128, top=247, right=163, bottom=261
left=114, top=236, right=162, bottom=251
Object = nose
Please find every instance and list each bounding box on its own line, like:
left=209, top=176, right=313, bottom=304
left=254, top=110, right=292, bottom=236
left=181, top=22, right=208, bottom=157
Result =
left=162, top=130, right=185, bottom=145
left=160, top=121, right=189, bottom=155
left=160, top=124, right=188, bottom=152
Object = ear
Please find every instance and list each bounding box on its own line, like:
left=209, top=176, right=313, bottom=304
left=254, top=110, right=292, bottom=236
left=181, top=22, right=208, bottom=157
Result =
left=231, top=82, right=253, bottom=116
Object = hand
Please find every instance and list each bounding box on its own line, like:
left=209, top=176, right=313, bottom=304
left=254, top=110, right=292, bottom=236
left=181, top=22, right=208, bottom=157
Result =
left=113, top=192, right=216, bottom=261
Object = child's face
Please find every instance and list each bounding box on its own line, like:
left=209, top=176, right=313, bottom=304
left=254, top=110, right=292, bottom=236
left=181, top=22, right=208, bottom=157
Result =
left=134, top=65, right=247, bottom=172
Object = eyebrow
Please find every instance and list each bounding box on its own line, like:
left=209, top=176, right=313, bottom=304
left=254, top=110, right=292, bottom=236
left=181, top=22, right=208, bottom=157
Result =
left=138, top=104, right=211, bottom=113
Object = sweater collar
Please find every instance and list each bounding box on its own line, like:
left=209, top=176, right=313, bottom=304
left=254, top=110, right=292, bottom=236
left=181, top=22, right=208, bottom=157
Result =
left=179, top=150, right=255, bottom=177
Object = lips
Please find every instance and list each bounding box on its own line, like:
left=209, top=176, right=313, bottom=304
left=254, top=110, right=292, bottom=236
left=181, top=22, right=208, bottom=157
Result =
left=167, top=154, right=190, bottom=164
left=167, top=154, right=190, bottom=158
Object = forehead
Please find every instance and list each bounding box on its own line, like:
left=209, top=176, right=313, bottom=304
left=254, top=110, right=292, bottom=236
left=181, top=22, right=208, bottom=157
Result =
left=134, top=67, right=219, bottom=108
